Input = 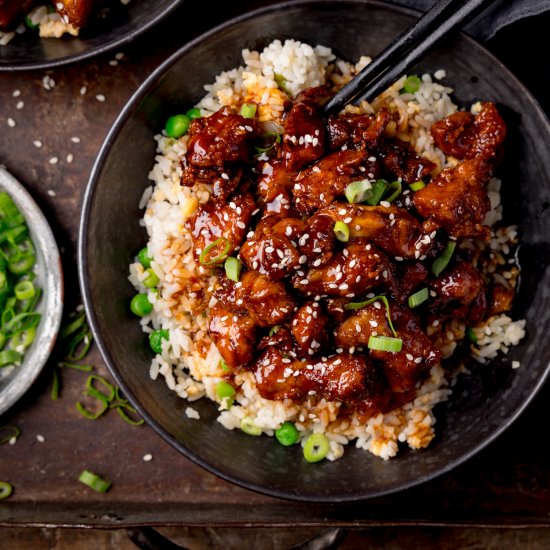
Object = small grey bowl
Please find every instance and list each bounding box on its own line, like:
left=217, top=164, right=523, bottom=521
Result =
left=0, top=167, right=63, bottom=417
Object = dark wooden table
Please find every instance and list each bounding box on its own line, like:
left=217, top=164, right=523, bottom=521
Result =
left=1, top=0, right=549, bottom=534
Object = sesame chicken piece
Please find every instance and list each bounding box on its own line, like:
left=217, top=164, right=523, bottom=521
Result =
left=187, top=192, right=256, bottom=260
left=290, top=301, right=329, bottom=358
left=319, top=202, right=433, bottom=259
left=291, top=241, right=390, bottom=297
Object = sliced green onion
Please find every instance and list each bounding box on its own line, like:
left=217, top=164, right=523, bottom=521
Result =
left=254, top=132, right=282, bottom=155
left=402, top=75, right=422, bottom=94
left=273, top=73, right=290, bottom=94
left=58, top=361, right=93, bottom=372
left=142, top=268, right=159, bottom=288
left=240, top=416, right=262, bottom=436
left=25, top=15, right=39, bottom=28
left=51, top=367, right=60, bottom=400
left=9, top=325, right=36, bottom=349
left=303, top=433, right=330, bottom=463
left=408, top=287, right=429, bottom=308
left=8, top=252, right=35, bottom=274
left=333, top=221, right=350, bottom=242
left=0, top=481, right=13, bottom=500
left=368, top=335, right=403, bottom=353
left=0, top=350, right=21, bottom=368
left=165, top=114, right=190, bottom=139
left=199, top=238, right=231, bottom=267
left=0, top=425, right=21, bottom=445
left=240, top=103, right=257, bottom=118
left=76, top=395, right=109, bottom=420
left=130, top=293, right=153, bottom=317
left=215, top=381, right=236, bottom=407
left=65, top=329, right=93, bottom=361
left=366, top=179, right=388, bottom=206
left=149, top=329, right=169, bottom=354
left=345, top=180, right=373, bottom=204
left=0, top=192, right=25, bottom=227
left=410, top=180, right=426, bottom=191
left=268, top=325, right=280, bottom=337
left=275, top=422, right=299, bottom=446
left=86, top=375, right=115, bottom=402
left=224, top=257, right=242, bottom=282
left=219, top=358, right=230, bottom=372
left=14, top=280, right=35, bottom=301
left=59, top=311, right=86, bottom=340
left=384, top=181, right=402, bottom=203
left=344, top=295, right=397, bottom=337
left=4, top=312, right=41, bottom=335
left=186, top=107, right=202, bottom=120
left=432, top=241, right=457, bottom=277
left=78, top=470, right=111, bottom=493
left=467, top=327, right=478, bottom=344
left=113, top=403, right=144, bottom=426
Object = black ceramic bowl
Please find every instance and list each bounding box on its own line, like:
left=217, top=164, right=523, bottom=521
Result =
left=79, top=0, right=550, bottom=502
left=0, top=0, right=184, bottom=71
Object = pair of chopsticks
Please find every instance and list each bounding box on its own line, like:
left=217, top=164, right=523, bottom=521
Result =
left=323, top=0, right=497, bottom=113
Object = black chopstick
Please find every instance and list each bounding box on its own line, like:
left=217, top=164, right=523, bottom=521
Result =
left=323, top=0, right=497, bottom=114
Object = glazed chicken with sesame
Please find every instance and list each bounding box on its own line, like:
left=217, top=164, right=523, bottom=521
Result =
left=181, top=87, right=509, bottom=416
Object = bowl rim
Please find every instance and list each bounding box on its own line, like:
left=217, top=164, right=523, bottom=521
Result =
left=0, top=0, right=185, bottom=72
left=0, top=166, right=64, bottom=417
left=78, top=0, right=550, bottom=502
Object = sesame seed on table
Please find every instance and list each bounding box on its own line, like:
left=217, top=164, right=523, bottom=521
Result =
left=0, top=0, right=549, bottom=543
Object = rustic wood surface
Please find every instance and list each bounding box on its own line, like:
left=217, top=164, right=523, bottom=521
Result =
left=0, top=0, right=549, bottom=537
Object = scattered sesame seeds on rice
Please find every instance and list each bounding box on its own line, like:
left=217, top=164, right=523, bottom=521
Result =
left=129, top=39, right=526, bottom=461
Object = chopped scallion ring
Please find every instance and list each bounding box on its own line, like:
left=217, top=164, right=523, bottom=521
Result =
left=240, top=103, right=257, bottom=118
left=333, top=221, right=350, bottom=242
left=432, top=241, right=457, bottom=277
left=273, top=73, right=289, bottom=94
left=224, top=257, right=242, bottom=282
left=402, top=75, right=422, bottom=94
left=384, top=180, right=402, bottom=203
left=51, top=367, right=60, bottom=400
left=303, top=433, right=330, bottom=463
left=78, top=470, right=111, bottom=493
left=14, top=280, right=35, bottom=300
left=219, top=358, right=230, bottom=372
left=368, top=335, right=403, bottom=353
left=344, top=295, right=398, bottom=337
left=86, top=375, right=115, bottom=402
left=0, top=481, right=13, bottom=500
left=240, top=416, right=262, bottom=436
left=408, top=287, right=429, bottom=308
left=467, top=327, right=478, bottom=344
left=113, top=403, right=144, bottom=426
left=366, top=179, right=388, bottom=205
left=76, top=396, right=109, bottom=420
left=344, top=180, right=373, bottom=204
left=410, top=180, right=426, bottom=191
left=199, top=238, right=231, bottom=266
left=215, top=381, right=236, bottom=408
left=268, top=325, right=280, bottom=337
left=0, top=350, right=22, bottom=368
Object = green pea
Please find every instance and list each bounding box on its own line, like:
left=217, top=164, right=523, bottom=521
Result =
left=303, top=433, right=330, bottom=463
left=215, top=381, right=236, bottom=407
left=165, top=114, right=190, bottom=138
left=240, top=416, right=262, bottom=436
left=275, top=422, right=299, bottom=446
left=143, top=268, right=159, bottom=288
left=149, top=329, right=169, bottom=354
left=186, top=108, right=202, bottom=120
left=130, top=294, right=153, bottom=317
left=137, top=247, right=152, bottom=268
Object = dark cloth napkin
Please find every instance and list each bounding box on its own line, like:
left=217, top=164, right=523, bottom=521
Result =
left=393, top=0, right=550, bottom=41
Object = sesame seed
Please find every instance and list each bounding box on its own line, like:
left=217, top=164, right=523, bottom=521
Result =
left=16, top=101, right=24, bottom=110
left=47, top=190, right=56, bottom=197
left=109, top=60, right=118, bottom=67
left=66, top=154, right=74, bottom=163
left=71, top=136, right=81, bottom=143
left=80, top=86, right=87, bottom=95
left=237, top=221, right=246, bottom=229
left=115, top=52, right=124, bottom=60
left=36, top=435, right=45, bottom=443
left=12, top=89, right=21, bottom=97
left=33, top=140, right=42, bottom=148
left=265, top=246, right=274, bottom=253
left=7, top=118, right=16, bottom=128
left=406, top=353, right=414, bottom=361
left=414, top=357, right=422, bottom=364
left=380, top=201, right=390, bottom=207
left=143, top=453, right=153, bottom=462
left=96, top=94, right=106, bottom=102
left=300, top=279, right=309, bottom=285
left=49, top=157, right=58, bottom=165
